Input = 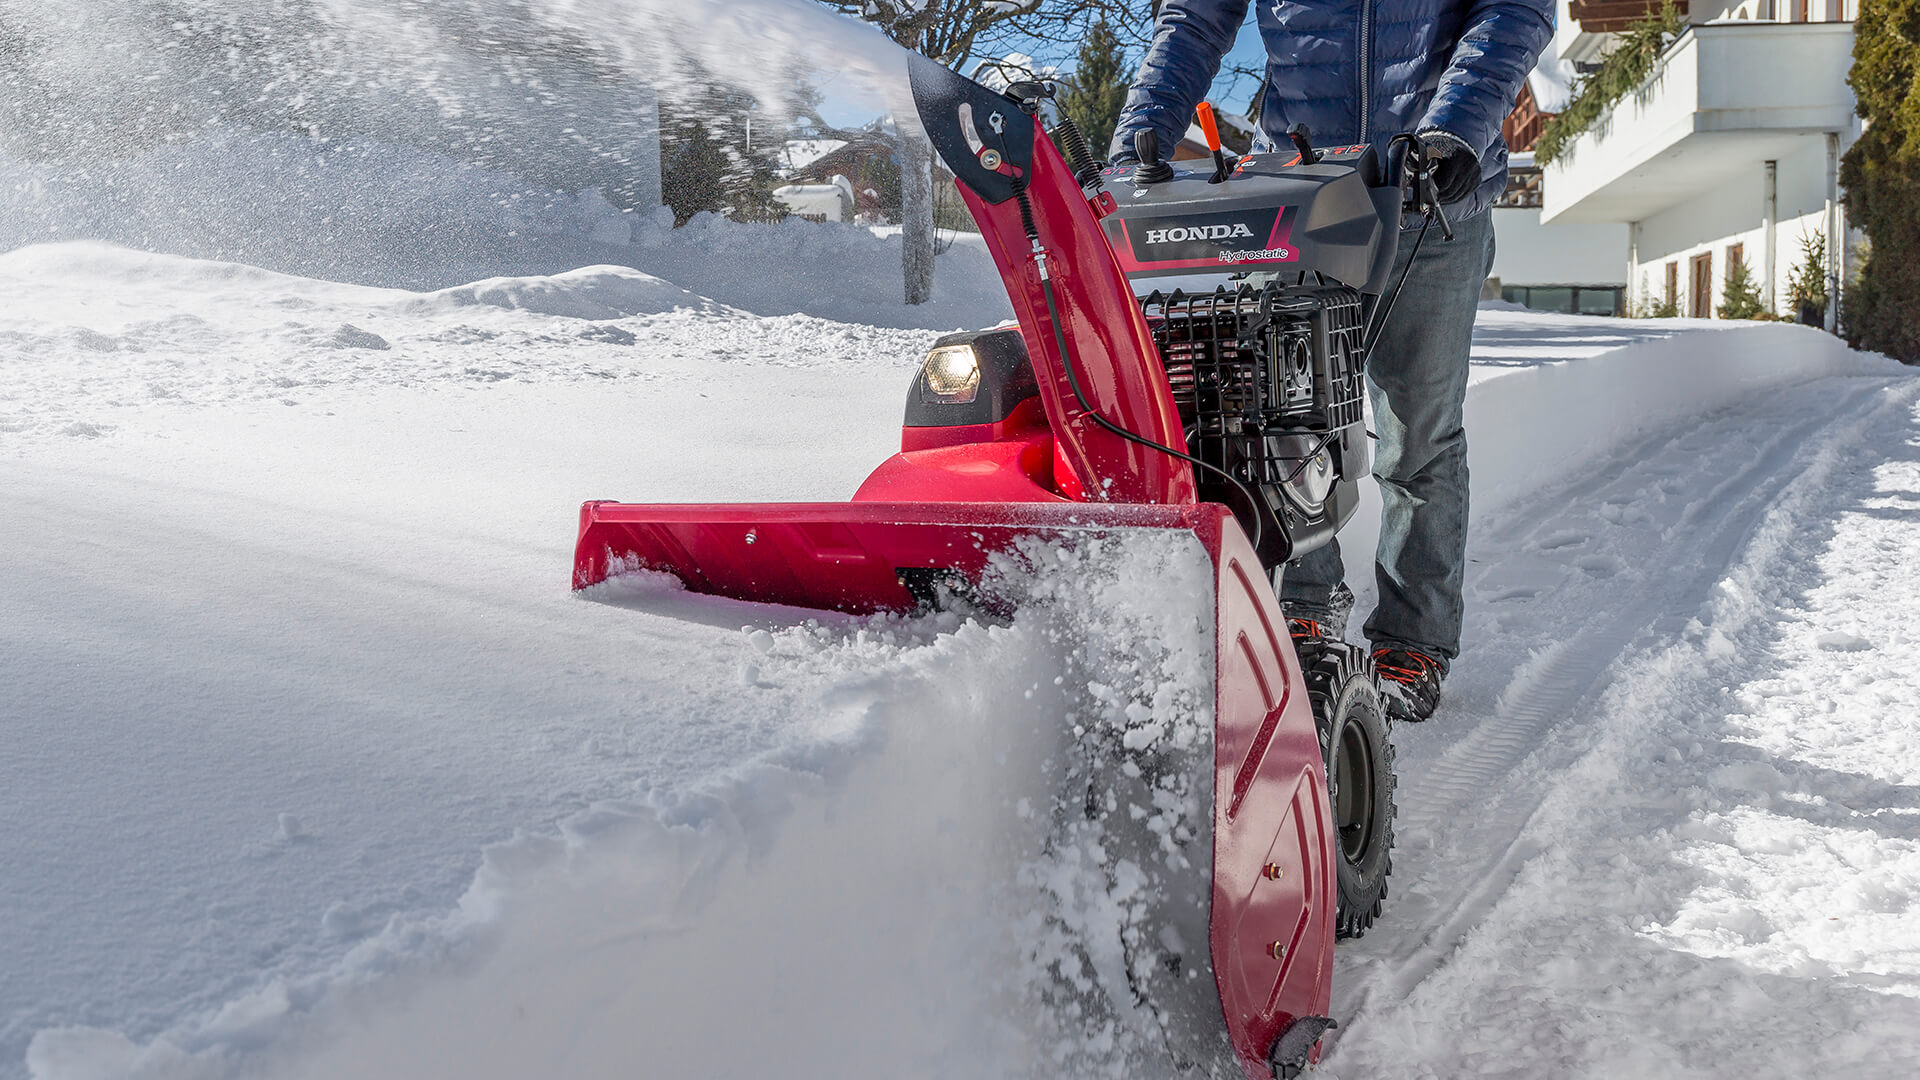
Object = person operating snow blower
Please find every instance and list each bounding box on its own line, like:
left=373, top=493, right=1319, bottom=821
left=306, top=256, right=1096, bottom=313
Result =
left=1111, top=0, right=1552, bottom=721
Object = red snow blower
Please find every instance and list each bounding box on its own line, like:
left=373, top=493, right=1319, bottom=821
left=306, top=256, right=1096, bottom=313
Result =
left=574, top=57, right=1450, bottom=1078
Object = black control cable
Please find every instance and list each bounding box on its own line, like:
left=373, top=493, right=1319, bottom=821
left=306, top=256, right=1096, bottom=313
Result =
left=1362, top=214, right=1432, bottom=359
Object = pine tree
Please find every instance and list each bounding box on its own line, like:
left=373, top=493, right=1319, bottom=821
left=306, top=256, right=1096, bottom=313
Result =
left=660, top=116, right=733, bottom=226
left=1061, top=19, right=1131, bottom=160
left=1636, top=285, right=1679, bottom=319
left=1785, top=231, right=1830, bottom=326
left=1718, top=254, right=1768, bottom=320
left=857, top=152, right=904, bottom=225
left=1838, top=0, right=1920, bottom=361
left=658, top=87, right=787, bottom=227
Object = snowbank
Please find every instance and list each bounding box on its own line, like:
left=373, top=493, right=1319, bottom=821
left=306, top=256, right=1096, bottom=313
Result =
left=1465, top=317, right=1889, bottom=513
left=25, top=534, right=1225, bottom=1080
left=1331, top=312, right=1898, bottom=589
left=4, top=237, right=1912, bottom=1080
left=0, top=242, right=952, bottom=443
left=414, top=266, right=729, bottom=321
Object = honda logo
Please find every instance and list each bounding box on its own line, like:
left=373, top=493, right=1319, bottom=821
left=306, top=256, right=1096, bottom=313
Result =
left=1142, top=223, right=1256, bottom=245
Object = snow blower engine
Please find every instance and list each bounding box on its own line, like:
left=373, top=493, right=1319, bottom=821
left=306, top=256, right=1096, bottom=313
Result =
left=573, top=57, right=1454, bottom=1080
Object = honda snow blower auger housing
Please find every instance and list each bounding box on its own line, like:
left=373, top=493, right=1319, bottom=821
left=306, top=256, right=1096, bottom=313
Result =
left=574, top=57, right=1431, bottom=1078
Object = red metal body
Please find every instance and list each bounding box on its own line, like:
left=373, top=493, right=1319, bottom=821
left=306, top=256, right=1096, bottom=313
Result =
left=573, top=99, right=1334, bottom=1077
left=952, top=135, right=1197, bottom=507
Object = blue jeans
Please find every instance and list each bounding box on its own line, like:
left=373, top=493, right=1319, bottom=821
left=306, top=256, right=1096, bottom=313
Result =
left=1280, top=209, right=1495, bottom=666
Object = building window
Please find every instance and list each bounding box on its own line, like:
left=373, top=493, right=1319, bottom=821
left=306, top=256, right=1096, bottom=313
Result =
left=1665, top=262, right=1678, bottom=310
left=1578, top=290, right=1618, bottom=316
left=1690, top=252, right=1713, bottom=318
left=1501, top=285, right=1625, bottom=316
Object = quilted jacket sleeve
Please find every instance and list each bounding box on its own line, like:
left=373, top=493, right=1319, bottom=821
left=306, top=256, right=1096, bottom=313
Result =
left=1108, top=0, right=1251, bottom=163
left=1417, top=0, right=1555, bottom=153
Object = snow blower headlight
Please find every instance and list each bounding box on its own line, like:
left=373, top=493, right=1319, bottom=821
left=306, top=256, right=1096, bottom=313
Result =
left=921, top=344, right=982, bottom=404
left=1271, top=433, right=1337, bottom=514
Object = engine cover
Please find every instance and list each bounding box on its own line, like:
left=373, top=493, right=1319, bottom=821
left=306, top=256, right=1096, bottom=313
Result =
left=1099, top=147, right=1399, bottom=293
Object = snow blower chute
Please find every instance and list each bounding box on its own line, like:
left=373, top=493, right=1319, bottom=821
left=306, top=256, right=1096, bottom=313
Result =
left=573, top=57, right=1447, bottom=1078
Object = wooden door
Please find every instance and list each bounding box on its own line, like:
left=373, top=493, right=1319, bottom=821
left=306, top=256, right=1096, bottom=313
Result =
left=1691, top=253, right=1713, bottom=318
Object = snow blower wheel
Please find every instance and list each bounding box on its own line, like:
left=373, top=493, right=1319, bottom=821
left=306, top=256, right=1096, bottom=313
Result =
left=1305, top=642, right=1396, bottom=939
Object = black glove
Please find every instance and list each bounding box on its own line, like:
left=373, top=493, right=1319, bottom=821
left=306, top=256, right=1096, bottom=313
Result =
left=1414, top=131, right=1481, bottom=206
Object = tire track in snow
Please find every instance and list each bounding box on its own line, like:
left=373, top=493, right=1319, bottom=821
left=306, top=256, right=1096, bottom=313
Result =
left=1330, top=375, right=1903, bottom=1029
left=1402, top=379, right=1879, bottom=830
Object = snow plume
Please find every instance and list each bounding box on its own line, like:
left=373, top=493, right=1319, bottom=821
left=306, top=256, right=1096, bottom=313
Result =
left=986, top=535, right=1237, bottom=1078
left=0, top=0, right=909, bottom=160
left=0, top=1, right=919, bottom=288
left=26, top=530, right=1228, bottom=1080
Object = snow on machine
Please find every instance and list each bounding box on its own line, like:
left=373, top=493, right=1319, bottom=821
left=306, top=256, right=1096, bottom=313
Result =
left=573, top=57, right=1456, bottom=1078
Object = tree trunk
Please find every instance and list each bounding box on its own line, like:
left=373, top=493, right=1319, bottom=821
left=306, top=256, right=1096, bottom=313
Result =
left=900, top=130, right=936, bottom=306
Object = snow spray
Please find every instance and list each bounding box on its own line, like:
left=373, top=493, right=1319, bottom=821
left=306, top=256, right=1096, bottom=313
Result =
left=0, top=0, right=924, bottom=287
left=25, top=533, right=1239, bottom=1080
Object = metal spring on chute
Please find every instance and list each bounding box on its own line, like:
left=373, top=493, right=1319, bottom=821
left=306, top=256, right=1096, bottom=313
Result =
left=1050, top=114, right=1103, bottom=188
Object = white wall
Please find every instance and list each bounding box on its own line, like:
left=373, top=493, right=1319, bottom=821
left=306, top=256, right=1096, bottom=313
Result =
left=1693, top=0, right=1857, bottom=21
left=1630, top=138, right=1841, bottom=317
left=1492, top=208, right=1629, bottom=286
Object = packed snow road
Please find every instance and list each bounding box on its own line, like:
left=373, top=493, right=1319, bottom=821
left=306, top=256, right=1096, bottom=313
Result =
left=3, top=243, right=1917, bottom=1079
left=1326, top=375, right=1920, bottom=1076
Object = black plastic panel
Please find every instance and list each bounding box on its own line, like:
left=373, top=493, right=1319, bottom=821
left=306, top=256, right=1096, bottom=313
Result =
left=907, top=54, right=1035, bottom=206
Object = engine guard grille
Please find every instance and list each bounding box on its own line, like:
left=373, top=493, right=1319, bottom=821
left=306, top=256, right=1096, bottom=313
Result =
left=1142, top=282, right=1366, bottom=440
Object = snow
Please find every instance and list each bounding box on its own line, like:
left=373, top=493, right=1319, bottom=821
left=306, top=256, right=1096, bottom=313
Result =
left=781, top=138, right=851, bottom=173
left=5, top=3, right=1920, bottom=1060
left=6, top=231, right=1915, bottom=1078
left=1528, top=40, right=1578, bottom=115
left=0, top=135, right=1008, bottom=329
left=1321, top=375, right=1920, bottom=1078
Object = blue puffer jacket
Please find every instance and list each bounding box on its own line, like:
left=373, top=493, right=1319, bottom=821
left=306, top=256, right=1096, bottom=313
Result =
left=1111, top=0, right=1553, bottom=223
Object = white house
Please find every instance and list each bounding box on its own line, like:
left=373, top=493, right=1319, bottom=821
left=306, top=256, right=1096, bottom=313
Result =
left=1540, top=0, right=1859, bottom=324
left=773, top=175, right=857, bottom=223
left=1488, top=46, right=1632, bottom=316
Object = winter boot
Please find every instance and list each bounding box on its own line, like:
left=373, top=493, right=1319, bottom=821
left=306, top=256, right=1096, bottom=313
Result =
left=1372, top=646, right=1444, bottom=722
left=1283, top=581, right=1355, bottom=647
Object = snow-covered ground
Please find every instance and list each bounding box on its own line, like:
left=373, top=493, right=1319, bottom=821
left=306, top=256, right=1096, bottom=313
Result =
left=5, top=228, right=1919, bottom=1080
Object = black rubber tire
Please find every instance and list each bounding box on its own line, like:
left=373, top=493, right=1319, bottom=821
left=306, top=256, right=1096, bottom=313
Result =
left=1302, top=641, right=1397, bottom=939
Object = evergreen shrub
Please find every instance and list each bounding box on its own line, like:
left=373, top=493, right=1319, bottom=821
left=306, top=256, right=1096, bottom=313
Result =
left=1839, top=0, right=1920, bottom=362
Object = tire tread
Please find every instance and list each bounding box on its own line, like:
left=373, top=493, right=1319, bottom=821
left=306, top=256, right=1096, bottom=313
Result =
left=1301, top=640, right=1397, bottom=940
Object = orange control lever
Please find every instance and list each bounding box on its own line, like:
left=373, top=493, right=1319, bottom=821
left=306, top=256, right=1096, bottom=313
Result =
left=1195, top=101, right=1231, bottom=184
left=1196, top=101, right=1223, bottom=152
